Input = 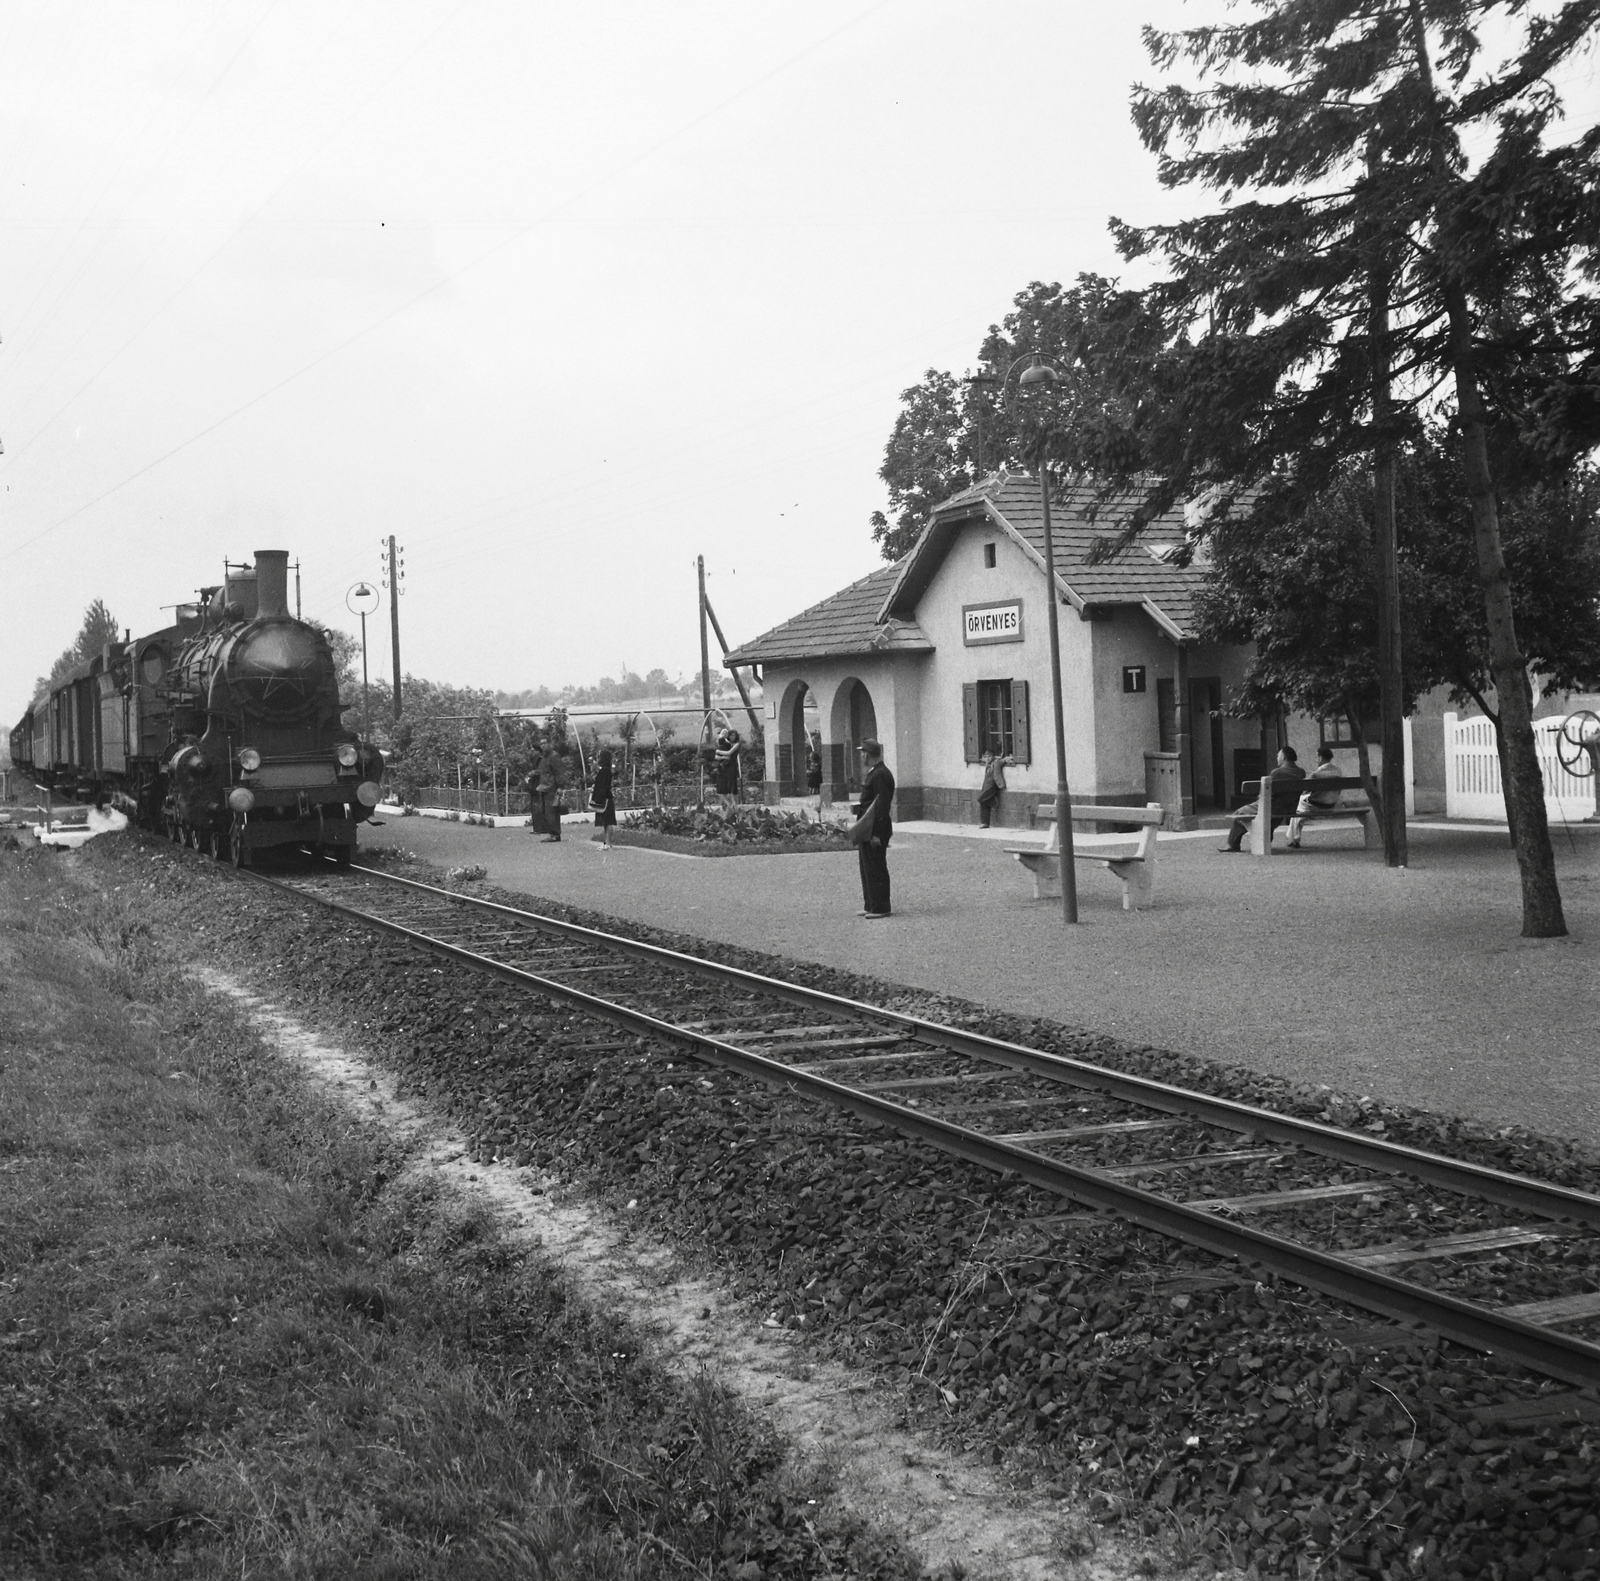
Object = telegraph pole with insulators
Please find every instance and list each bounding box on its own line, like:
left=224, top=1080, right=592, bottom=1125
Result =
left=381, top=536, right=405, bottom=716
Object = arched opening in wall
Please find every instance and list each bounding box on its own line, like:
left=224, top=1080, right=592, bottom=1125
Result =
left=829, top=677, right=878, bottom=795
left=774, top=679, right=818, bottom=795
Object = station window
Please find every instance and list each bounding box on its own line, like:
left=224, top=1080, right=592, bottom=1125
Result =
left=1320, top=712, right=1380, bottom=747
left=983, top=542, right=996, bottom=568
left=962, top=679, right=1031, bottom=763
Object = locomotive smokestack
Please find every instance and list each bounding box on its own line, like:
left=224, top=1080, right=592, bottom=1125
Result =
left=254, top=550, right=290, bottom=618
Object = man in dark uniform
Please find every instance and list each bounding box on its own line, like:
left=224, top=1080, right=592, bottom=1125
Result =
left=854, top=738, right=894, bottom=918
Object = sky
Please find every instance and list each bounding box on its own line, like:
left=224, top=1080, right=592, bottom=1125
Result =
left=1, top=0, right=1241, bottom=722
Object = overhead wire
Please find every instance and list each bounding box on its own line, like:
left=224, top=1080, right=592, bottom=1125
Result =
left=0, top=0, right=898, bottom=565
left=0, top=7, right=245, bottom=382
left=0, top=2, right=462, bottom=479
left=390, top=315, right=976, bottom=566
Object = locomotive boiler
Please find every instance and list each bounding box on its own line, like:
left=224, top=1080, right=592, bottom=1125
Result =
left=9, top=549, right=383, bottom=866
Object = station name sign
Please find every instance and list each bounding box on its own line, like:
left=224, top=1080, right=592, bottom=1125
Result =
left=962, top=599, right=1023, bottom=646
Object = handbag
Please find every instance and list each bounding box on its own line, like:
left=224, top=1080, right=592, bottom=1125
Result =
left=848, top=794, right=884, bottom=846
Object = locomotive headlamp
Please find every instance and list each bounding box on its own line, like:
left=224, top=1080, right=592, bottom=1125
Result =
left=237, top=748, right=261, bottom=773
left=336, top=744, right=359, bottom=768
left=355, top=780, right=382, bottom=807
left=227, top=787, right=256, bottom=812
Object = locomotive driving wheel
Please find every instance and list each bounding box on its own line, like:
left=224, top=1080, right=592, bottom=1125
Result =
left=207, top=827, right=223, bottom=861
left=229, top=821, right=250, bottom=868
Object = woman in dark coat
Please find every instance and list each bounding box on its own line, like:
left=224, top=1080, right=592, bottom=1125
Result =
left=530, top=738, right=563, bottom=841
left=805, top=731, right=823, bottom=812
left=712, top=727, right=741, bottom=808
left=590, top=748, right=617, bottom=848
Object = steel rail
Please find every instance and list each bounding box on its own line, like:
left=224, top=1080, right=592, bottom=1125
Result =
left=247, top=866, right=1600, bottom=1389
left=343, top=865, right=1600, bottom=1231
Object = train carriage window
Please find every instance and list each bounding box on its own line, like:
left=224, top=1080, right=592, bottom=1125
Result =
left=140, top=648, right=167, bottom=685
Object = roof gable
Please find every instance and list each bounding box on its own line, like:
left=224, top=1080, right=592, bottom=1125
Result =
left=880, top=470, right=1210, bottom=640
left=722, top=562, right=932, bottom=667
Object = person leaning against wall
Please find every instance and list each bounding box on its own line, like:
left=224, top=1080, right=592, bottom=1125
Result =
left=854, top=738, right=895, bottom=918
left=977, top=749, right=1012, bottom=829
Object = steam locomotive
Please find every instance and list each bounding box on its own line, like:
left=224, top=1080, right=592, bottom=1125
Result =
left=8, top=549, right=384, bottom=866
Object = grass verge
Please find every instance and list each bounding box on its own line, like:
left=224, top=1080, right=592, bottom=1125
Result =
left=0, top=841, right=923, bottom=1580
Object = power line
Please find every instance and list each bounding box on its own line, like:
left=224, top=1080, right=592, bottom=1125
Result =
left=0, top=2, right=459, bottom=478
left=0, top=0, right=897, bottom=564
left=0, top=8, right=246, bottom=379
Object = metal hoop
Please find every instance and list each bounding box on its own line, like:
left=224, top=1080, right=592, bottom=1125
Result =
left=1557, top=711, right=1600, bottom=779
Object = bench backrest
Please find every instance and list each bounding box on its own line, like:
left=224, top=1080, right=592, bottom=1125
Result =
left=1035, top=803, right=1165, bottom=827
left=1241, top=774, right=1371, bottom=813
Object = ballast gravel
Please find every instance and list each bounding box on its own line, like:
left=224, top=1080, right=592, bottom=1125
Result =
left=106, top=838, right=1600, bottom=1581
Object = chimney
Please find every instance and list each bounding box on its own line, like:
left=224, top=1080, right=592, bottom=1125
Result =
left=254, top=550, right=290, bottom=618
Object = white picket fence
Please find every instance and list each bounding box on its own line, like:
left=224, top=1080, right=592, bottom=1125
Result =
left=1443, top=712, right=1598, bottom=822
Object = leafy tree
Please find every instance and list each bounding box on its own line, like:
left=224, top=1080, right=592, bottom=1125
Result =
left=870, top=277, right=1154, bottom=559
left=1081, top=0, right=1600, bottom=936
left=1199, top=453, right=1600, bottom=823
left=36, top=599, right=121, bottom=700
left=310, top=624, right=361, bottom=701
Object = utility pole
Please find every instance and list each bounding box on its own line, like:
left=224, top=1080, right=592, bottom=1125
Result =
left=698, top=556, right=713, bottom=809
left=697, top=556, right=712, bottom=719
left=381, top=536, right=405, bottom=717
left=1369, top=149, right=1407, bottom=867
left=701, top=589, right=760, bottom=739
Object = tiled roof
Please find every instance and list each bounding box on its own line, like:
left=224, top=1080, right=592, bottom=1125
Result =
left=885, top=470, right=1209, bottom=640
left=722, top=562, right=933, bottom=666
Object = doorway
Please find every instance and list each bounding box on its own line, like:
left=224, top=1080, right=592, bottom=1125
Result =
left=829, top=678, right=878, bottom=794
left=1157, top=675, right=1227, bottom=809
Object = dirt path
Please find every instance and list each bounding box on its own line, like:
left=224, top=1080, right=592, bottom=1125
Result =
left=193, top=965, right=1191, bottom=1581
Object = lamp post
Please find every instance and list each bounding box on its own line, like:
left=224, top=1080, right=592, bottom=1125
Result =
left=1002, top=353, right=1078, bottom=924
left=346, top=582, right=381, bottom=749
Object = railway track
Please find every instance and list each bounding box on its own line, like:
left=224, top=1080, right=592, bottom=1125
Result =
left=245, top=860, right=1600, bottom=1392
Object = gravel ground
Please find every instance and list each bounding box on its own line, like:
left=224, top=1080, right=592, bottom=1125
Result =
left=98, top=831, right=1598, bottom=1581
left=358, top=815, right=1600, bottom=1149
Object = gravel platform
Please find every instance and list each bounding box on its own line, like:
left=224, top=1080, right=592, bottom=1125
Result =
left=358, top=815, right=1600, bottom=1150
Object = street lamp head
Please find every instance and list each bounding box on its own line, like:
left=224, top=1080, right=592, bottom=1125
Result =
left=1018, top=355, right=1060, bottom=388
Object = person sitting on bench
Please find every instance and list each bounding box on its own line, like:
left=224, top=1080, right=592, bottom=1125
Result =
left=1287, top=746, right=1343, bottom=847
left=1218, top=746, right=1306, bottom=852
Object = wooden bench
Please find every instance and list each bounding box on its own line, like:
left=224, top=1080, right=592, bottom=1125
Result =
left=1004, top=802, right=1164, bottom=910
left=1241, top=774, right=1377, bottom=857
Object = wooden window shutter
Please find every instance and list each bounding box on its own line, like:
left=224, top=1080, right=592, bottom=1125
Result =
left=1010, top=679, right=1031, bottom=764
left=962, top=683, right=980, bottom=763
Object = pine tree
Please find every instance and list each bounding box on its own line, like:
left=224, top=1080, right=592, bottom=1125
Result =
left=1088, top=0, right=1600, bottom=936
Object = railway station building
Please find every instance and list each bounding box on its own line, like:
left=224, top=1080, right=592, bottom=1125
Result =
left=726, top=470, right=1600, bottom=828
left=724, top=471, right=1264, bottom=828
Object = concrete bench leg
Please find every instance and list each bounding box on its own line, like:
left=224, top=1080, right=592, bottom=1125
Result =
left=1030, top=854, right=1061, bottom=900
left=1359, top=810, right=1378, bottom=849
left=1106, top=858, right=1150, bottom=910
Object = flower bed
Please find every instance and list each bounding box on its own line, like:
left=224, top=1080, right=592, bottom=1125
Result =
left=607, top=804, right=853, bottom=857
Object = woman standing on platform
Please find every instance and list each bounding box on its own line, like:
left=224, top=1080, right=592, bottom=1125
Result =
left=805, top=731, right=824, bottom=815
left=713, top=727, right=742, bottom=809
left=533, top=734, right=564, bottom=842
left=590, top=748, right=617, bottom=848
